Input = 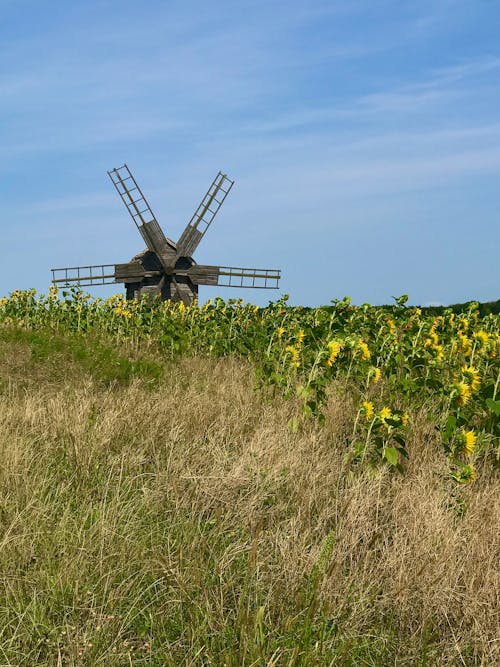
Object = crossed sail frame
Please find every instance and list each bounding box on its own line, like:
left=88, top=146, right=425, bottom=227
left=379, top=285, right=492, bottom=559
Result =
left=51, top=164, right=281, bottom=304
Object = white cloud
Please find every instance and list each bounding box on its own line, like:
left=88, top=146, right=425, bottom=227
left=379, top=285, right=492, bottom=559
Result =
left=1, top=1, right=499, bottom=305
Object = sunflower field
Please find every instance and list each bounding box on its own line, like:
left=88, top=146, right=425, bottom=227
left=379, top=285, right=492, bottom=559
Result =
left=1, top=287, right=499, bottom=484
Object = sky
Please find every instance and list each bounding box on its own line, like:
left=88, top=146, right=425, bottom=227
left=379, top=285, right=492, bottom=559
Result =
left=1, top=0, right=499, bottom=306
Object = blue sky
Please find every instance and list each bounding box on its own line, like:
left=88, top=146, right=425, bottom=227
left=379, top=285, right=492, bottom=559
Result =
left=1, top=0, right=499, bottom=306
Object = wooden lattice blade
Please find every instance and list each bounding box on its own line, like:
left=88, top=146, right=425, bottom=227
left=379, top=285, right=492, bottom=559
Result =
left=51, top=264, right=118, bottom=287
left=170, top=278, right=197, bottom=305
left=108, top=164, right=177, bottom=270
left=51, top=261, right=163, bottom=287
left=176, top=172, right=234, bottom=258
left=114, top=262, right=161, bottom=283
left=185, top=265, right=280, bottom=289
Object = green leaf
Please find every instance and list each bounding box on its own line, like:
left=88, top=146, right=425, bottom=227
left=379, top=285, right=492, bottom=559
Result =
left=392, top=294, right=409, bottom=307
left=384, top=447, right=399, bottom=466
left=301, top=403, right=313, bottom=419
left=296, top=384, right=313, bottom=399
left=393, top=434, right=406, bottom=448
left=485, top=398, right=500, bottom=416
left=353, top=441, right=365, bottom=458
left=443, top=414, right=457, bottom=442
left=399, top=445, right=410, bottom=459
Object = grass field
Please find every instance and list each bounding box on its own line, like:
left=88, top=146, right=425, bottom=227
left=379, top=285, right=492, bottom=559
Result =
left=0, top=290, right=498, bottom=665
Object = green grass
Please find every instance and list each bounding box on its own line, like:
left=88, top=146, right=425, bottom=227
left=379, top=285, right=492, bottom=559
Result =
left=0, top=326, right=163, bottom=386
left=0, top=323, right=498, bottom=666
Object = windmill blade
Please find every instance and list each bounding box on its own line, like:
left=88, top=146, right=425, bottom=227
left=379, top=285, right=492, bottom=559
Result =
left=51, top=262, right=160, bottom=287
left=114, top=262, right=161, bottom=283
left=108, top=164, right=177, bottom=270
left=176, top=172, right=234, bottom=257
left=170, top=277, right=196, bottom=305
left=51, top=264, right=118, bottom=287
left=185, top=265, right=280, bottom=289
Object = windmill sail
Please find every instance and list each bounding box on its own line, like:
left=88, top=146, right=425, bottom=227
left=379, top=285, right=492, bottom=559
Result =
left=51, top=264, right=118, bottom=286
left=114, top=262, right=161, bottom=283
left=170, top=278, right=196, bottom=305
left=176, top=172, right=234, bottom=258
left=51, top=163, right=280, bottom=304
left=51, top=262, right=161, bottom=286
left=186, top=265, right=280, bottom=289
left=108, top=164, right=177, bottom=270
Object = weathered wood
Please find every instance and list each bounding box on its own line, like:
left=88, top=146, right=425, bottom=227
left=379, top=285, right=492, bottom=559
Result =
left=51, top=264, right=116, bottom=286
left=176, top=172, right=234, bottom=257
left=51, top=165, right=280, bottom=304
left=108, top=164, right=177, bottom=270
left=114, top=262, right=147, bottom=282
left=188, top=265, right=280, bottom=289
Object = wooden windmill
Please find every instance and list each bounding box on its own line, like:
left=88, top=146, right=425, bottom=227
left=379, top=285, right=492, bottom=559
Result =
left=51, top=164, right=281, bottom=304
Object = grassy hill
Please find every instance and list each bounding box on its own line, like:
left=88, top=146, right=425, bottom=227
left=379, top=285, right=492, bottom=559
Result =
left=0, top=326, right=498, bottom=666
left=421, top=298, right=500, bottom=316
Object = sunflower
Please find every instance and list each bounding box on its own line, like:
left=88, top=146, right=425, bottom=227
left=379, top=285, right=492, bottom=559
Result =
left=424, top=332, right=439, bottom=347
left=461, top=365, right=480, bottom=392
left=285, top=345, right=300, bottom=367
left=473, top=330, right=489, bottom=347
left=358, top=341, right=371, bottom=361
left=325, top=340, right=342, bottom=367
left=457, top=333, right=472, bottom=356
left=379, top=407, right=392, bottom=423
left=461, top=430, right=477, bottom=457
left=454, top=381, right=472, bottom=407
left=433, top=344, right=444, bottom=362
left=362, top=401, right=374, bottom=420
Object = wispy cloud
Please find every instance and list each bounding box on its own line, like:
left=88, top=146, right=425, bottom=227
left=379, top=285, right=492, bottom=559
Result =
left=1, top=0, right=499, bottom=305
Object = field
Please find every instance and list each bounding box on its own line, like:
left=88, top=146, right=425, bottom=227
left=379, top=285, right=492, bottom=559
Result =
left=0, top=288, right=498, bottom=665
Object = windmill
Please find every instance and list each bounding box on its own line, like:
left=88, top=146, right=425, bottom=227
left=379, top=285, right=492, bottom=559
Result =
left=51, top=164, right=281, bottom=304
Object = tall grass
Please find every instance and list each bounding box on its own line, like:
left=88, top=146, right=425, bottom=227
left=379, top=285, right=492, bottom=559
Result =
left=0, top=326, right=498, bottom=665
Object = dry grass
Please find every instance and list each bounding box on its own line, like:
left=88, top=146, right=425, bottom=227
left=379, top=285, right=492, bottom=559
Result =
left=0, top=330, right=498, bottom=665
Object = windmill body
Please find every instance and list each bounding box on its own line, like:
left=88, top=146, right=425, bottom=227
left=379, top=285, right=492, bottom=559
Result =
left=52, top=165, right=280, bottom=304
